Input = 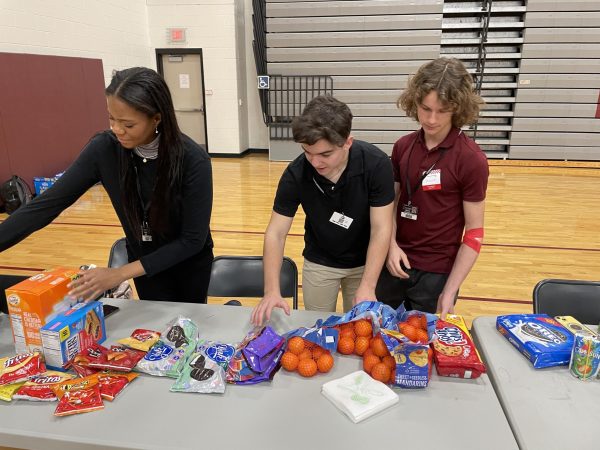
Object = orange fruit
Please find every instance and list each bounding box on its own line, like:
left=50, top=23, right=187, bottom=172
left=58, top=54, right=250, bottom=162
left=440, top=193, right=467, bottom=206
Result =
left=354, top=336, right=370, bottom=356
left=341, top=323, right=355, bottom=333
left=400, top=324, right=419, bottom=342
left=382, top=355, right=395, bottom=371
left=363, top=348, right=375, bottom=359
left=297, top=358, right=318, bottom=377
left=298, top=348, right=313, bottom=361
left=317, top=353, right=334, bottom=373
left=371, top=362, right=391, bottom=383
left=303, top=339, right=315, bottom=350
left=420, top=314, right=428, bottom=330
left=311, top=346, right=327, bottom=360
left=287, top=336, right=305, bottom=355
left=337, top=336, right=355, bottom=355
left=354, top=319, right=373, bottom=337
left=339, top=327, right=356, bottom=341
left=407, top=315, right=424, bottom=330
left=281, top=352, right=299, bottom=372
left=370, top=336, right=389, bottom=358
left=415, top=329, right=429, bottom=343
left=363, top=354, right=380, bottom=374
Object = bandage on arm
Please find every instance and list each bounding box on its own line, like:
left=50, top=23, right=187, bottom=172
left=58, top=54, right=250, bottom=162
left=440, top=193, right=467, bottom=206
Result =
left=462, top=227, right=484, bottom=253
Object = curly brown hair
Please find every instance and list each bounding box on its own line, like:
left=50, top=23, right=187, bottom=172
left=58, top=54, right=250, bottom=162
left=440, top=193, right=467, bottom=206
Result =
left=398, top=58, right=484, bottom=128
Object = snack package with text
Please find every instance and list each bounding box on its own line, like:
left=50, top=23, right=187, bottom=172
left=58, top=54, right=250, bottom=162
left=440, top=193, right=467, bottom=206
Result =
left=226, top=326, right=285, bottom=385
left=0, top=352, right=46, bottom=385
left=97, top=372, right=138, bottom=401
left=136, top=316, right=198, bottom=378
left=497, top=314, right=574, bottom=368
left=171, top=349, right=226, bottom=394
left=13, top=370, right=75, bottom=401
left=117, top=329, right=161, bottom=352
left=88, top=345, right=145, bottom=372
left=432, top=315, right=486, bottom=379
left=52, top=374, right=104, bottom=416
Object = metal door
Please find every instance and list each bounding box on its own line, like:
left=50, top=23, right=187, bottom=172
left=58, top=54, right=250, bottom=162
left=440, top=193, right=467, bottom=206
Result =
left=157, top=51, right=208, bottom=150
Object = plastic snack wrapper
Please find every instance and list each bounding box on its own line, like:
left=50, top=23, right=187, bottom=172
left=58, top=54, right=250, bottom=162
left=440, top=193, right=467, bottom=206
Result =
left=97, top=372, right=138, bottom=401
left=379, top=307, right=438, bottom=389
left=52, top=374, right=104, bottom=417
left=197, top=340, right=236, bottom=371
left=0, top=381, right=25, bottom=402
left=88, top=345, right=146, bottom=372
left=226, top=326, right=285, bottom=385
left=117, top=328, right=161, bottom=352
left=13, top=370, right=75, bottom=401
left=0, top=352, right=46, bottom=385
left=319, top=301, right=403, bottom=334
left=171, top=349, right=226, bottom=394
left=136, top=316, right=199, bottom=378
left=432, top=315, right=486, bottom=379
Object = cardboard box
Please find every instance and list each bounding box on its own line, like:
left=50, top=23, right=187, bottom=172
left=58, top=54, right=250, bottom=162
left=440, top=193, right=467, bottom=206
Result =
left=6, top=267, right=79, bottom=353
left=40, top=301, right=106, bottom=370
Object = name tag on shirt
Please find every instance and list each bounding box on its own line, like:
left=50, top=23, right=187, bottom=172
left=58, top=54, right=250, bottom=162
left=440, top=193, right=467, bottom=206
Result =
left=330, top=212, right=353, bottom=229
left=422, top=168, right=441, bottom=191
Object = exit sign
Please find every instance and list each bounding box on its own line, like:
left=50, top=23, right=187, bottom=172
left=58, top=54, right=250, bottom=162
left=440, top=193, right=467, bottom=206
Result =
left=167, top=28, right=186, bottom=44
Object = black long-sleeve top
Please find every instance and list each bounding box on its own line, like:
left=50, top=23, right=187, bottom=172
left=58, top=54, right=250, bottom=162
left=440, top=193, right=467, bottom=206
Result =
left=0, top=131, right=213, bottom=277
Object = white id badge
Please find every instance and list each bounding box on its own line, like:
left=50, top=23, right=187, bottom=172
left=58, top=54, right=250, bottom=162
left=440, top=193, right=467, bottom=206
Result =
left=329, top=212, right=353, bottom=229
left=400, top=203, right=418, bottom=221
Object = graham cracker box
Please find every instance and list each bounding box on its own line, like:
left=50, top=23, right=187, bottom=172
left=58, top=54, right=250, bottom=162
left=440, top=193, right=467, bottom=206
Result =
left=40, top=301, right=106, bottom=370
left=5, top=267, right=79, bottom=354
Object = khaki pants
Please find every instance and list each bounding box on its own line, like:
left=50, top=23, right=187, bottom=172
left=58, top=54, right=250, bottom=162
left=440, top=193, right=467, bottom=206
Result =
left=302, top=259, right=365, bottom=312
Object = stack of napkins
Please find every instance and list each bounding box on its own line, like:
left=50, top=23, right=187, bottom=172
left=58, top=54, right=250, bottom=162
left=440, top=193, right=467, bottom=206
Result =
left=321, top=370, right=399, bottom=423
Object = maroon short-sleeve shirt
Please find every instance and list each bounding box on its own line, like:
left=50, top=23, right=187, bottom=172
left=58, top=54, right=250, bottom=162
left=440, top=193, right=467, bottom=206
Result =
left=391, top=127, right=489, bottom=273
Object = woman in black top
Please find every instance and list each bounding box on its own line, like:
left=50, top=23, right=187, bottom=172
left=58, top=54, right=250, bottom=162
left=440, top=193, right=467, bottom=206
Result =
left=0, top=67, right=214, bottom=303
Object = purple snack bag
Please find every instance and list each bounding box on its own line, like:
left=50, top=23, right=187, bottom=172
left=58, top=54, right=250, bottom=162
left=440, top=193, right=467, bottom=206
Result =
left=242, top=326, right=284, bottom=373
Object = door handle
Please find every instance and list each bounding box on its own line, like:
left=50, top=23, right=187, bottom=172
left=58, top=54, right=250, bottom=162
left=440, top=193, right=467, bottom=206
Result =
left=175, top=107, right=204, bottom=113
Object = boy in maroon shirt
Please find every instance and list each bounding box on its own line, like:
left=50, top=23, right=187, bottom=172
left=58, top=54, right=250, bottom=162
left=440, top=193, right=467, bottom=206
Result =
left=376, top=57, right=489, bottom=319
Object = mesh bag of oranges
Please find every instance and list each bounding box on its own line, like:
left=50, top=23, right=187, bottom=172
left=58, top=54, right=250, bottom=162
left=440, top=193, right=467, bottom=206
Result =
left=280, top=326, right=338, bottom=377
left=367, top=309, right=438, bottom=389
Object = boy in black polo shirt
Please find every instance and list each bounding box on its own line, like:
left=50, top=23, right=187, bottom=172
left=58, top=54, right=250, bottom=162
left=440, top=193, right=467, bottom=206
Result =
left=251, top=96, right=394, bottom=325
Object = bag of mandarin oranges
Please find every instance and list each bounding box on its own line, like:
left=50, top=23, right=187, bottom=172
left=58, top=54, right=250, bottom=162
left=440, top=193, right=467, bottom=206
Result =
left=280, top=325, right=338, bottom=378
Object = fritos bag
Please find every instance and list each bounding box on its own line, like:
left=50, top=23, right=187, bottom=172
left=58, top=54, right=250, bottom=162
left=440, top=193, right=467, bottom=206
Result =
left=0, top=352, right=46, bottom=385
left=13, top=370, right=75, bottom=401
left=432, top=315, right=486, bottom=379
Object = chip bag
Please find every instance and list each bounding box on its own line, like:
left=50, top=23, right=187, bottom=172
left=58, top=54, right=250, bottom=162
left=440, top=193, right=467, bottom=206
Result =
left=0, top=352, right=46, bottom=385
left=88, top=345, right=145, bottom=372
left=117, top=329, right=161, bottom=352
left=52, top=374, right=104, bottom=416
left=226, top=326, right=284, bottom=385
left=0, top=382, right=25, bottom=402
left=97, top=372, right=138, bottom=401
left=13, top=370, right=75, bottom=401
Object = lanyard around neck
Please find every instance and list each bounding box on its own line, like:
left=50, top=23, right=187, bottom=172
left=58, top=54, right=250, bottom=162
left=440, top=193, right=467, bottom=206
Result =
left=404, top=135, right=446, bottom=205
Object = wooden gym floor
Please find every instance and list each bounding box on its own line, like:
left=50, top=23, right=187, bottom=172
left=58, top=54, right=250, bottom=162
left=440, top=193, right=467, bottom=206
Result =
left=1, top=154, right=599, bottom=327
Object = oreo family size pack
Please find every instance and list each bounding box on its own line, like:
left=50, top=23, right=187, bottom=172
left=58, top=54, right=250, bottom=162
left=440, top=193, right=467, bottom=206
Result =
left=496, top=314, right=574, bottom=368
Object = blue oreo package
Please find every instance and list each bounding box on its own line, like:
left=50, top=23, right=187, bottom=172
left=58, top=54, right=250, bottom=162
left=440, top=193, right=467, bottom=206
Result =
left=496, top=314, right=574, bottom=368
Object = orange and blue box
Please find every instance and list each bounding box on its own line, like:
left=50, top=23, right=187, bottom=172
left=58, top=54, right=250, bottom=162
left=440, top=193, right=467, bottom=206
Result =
left=40, top=301, right=106, bottom=370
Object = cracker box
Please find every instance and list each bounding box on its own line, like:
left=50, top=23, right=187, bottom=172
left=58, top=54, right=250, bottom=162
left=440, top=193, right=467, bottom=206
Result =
left=6, top=267, right=79, bottom=353
left=496, top=314, right=574, bottom=369
left=40, top=301, right=106, bottom=370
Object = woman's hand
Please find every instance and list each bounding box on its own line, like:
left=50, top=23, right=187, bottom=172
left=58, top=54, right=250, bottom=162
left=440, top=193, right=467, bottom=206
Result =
left=68, top=267, right=124, bottom=302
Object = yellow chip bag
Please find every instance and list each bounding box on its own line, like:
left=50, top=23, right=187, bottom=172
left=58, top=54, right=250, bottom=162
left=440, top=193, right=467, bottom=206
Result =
left=0, top=382, right=26, bottom=402
left=117, top=329, right=160, bottom=352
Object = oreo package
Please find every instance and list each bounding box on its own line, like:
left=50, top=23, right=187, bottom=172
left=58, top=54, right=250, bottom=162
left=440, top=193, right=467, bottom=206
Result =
left=496, top=314, right=574, bottom=368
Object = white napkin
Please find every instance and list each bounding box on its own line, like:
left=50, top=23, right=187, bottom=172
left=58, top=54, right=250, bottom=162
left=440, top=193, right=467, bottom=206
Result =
left=322, top=370, right=399, bottom=423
